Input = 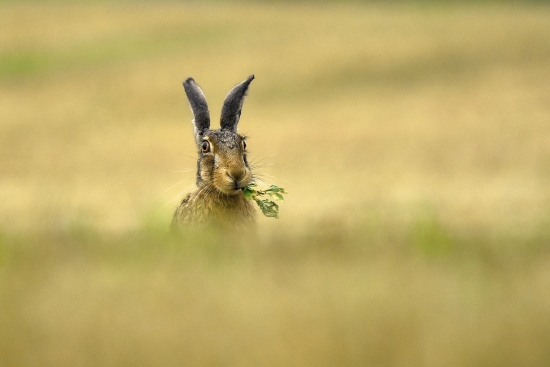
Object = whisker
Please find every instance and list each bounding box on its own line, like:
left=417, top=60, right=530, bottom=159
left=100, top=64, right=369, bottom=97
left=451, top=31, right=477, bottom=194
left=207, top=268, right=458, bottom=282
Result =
left=180, top=183, right=197, bottom=195
left=255, top=172, right=277, bottom=178
left=172, top=168, right=195, bottom=173
left=249, top=163, right=282, bottom=170
left=252, top=176, right=267, bottom=185
left=252, top=170, right=290, bottom=189
left=164, top=191, right=187, bottom=209
left=177, top=153, right=197, bottom=161
left=156, top=180, right=190, bottom=199
left=191, top=184, right=210, bottom=205
left=278, top=177, right=292, bottom=185
left=252, top=177, right=275, bottom=187
left=249, top=153, right=277, bottom=165
left=215, top=187, right=222, bottom=205
left=163, top=182, right=197, bottom=208
left=252, top=176, right=277, bottom=184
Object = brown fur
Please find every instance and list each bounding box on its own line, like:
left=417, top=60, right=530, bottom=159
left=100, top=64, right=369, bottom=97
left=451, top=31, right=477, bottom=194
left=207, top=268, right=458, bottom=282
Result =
left=171, top=75, right=257, bottom=230
left=172, top=189, right=255, bottom=230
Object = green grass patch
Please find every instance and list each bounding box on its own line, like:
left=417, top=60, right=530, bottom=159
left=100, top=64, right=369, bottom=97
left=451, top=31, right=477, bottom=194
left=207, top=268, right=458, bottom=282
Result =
left=0, top=25, right=232, bottom=79
left=1, top=216, right=550, bottom=366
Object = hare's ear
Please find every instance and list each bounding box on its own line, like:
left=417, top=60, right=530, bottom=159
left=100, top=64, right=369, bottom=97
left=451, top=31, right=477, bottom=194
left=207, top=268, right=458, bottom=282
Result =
left=220, top=75, right=254, bottom=132
left=183, top=77, right=210, bottom=144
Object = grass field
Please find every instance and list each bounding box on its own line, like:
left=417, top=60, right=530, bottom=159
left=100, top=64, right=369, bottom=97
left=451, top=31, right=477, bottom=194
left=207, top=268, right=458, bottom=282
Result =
left=1, top=1, right=550, bottom=366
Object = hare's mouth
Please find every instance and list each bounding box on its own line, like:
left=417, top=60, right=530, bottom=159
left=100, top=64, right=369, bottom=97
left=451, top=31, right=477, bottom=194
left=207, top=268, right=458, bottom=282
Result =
left=215, top=185, right=242, bottom=196
left=215, top=180, right=251, bottom=196
left=213, top=168, right=252, bottom=195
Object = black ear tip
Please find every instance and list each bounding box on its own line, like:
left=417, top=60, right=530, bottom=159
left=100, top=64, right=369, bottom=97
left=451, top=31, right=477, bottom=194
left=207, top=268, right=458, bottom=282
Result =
left=239, top=75, right=254, bottom=89
left=183, top=77, right=195, bottom=87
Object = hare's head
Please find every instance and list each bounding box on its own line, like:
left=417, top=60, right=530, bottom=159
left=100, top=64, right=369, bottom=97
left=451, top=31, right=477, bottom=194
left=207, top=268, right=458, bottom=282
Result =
left=183, top=75, right=254, bottom=196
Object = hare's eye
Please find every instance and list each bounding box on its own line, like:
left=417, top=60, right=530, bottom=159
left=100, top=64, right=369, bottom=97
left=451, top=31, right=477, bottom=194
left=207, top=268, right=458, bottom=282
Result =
left=201, top=141, right=210, bottom=153
left=242, top=140, right=247, bottom=150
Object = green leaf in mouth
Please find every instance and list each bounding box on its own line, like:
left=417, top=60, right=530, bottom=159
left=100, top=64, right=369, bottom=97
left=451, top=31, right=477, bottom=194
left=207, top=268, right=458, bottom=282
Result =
left=241, top=183, right=287, bottom=219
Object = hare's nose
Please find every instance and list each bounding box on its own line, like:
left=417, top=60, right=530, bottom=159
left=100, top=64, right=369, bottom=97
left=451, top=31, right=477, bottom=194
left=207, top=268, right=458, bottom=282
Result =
left=227, top=168, right=246, bottom=183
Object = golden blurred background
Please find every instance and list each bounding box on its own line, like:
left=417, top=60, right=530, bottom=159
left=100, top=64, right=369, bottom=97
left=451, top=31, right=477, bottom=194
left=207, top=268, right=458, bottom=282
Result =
left=1, top=1, right=550, bottom=366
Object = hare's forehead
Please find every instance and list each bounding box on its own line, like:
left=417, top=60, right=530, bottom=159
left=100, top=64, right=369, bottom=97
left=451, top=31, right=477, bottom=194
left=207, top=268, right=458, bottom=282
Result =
left=205, top=130, right=242, bottom=149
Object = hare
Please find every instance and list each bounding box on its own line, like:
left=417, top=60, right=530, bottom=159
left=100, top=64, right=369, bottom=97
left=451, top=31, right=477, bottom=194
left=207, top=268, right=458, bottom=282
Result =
left=171, top=75, right=257, bottom=230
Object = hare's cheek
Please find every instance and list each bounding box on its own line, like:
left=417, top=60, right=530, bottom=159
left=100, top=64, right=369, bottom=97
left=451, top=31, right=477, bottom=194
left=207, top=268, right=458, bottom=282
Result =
left=200, top=155, right=216, bottom=180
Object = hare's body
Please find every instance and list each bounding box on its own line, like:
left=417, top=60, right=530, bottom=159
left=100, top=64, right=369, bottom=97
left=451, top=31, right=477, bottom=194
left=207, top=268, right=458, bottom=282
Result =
left=171, top=75, right=257, bottom=230
left=172, top=189, right=255, bottom=228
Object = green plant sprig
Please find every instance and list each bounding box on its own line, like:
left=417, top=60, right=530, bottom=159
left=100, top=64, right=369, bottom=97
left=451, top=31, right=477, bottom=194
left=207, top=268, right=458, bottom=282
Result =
left=242, top=183, right=287, bottom=219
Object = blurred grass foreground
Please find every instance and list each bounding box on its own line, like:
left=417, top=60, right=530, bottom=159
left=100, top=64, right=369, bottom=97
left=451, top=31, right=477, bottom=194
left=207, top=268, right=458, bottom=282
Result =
left=1, top=1, right=550, bottom=366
